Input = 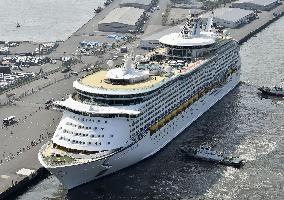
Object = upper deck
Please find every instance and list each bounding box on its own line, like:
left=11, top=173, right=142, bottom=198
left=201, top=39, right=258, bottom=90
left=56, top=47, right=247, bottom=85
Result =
left=75, top=35, right=234, bottom=96
left=80, top=70, right=166, bottom=90
left=76, top=57, right=208, bottom=96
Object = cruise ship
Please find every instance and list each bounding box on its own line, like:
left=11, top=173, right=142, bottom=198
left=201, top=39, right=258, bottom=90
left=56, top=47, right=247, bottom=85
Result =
left=38, top=12, right=241, bottom=189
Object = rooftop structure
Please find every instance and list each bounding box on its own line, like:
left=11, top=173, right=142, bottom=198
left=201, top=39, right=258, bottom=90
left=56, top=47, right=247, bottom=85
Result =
left=140, top=25, right=181, bottom=49
left=203, top=8, right=255, bottom=28
left=232, top=0, right=279, bottom=11
left=98, top=7, right=145, bottom=32
left=119, top=0, right=153, bottom=10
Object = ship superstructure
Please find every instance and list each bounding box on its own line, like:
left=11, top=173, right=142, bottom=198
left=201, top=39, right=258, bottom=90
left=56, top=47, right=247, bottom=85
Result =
left=39, top=12, right=241, bottom=189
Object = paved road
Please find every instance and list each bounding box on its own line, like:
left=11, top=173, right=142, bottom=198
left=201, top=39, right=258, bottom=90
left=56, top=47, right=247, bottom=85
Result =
left=0, top=73, right=79, bottom=192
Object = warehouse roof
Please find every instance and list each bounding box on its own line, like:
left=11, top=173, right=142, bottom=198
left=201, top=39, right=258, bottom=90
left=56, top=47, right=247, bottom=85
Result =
left=233, top=0, right=278, bottom=6
left=99, top=7, right=145, bottom=26
left=120, top=0, right=153, bottom=6
left=141, top=25, right=181, bottom=41
left=204, top=8, right=254, bottom=23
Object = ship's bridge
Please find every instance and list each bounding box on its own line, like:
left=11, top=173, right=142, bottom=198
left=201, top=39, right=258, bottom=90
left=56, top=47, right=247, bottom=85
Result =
left=159, top=12, right=217, bottom=60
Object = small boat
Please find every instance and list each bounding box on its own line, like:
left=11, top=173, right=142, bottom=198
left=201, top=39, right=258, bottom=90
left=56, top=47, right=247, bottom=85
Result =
left=16, top=22, right=20, bottom=28
left=180, top=145, right=245, bottom=168
left=258, top=86, right=284, bottom=97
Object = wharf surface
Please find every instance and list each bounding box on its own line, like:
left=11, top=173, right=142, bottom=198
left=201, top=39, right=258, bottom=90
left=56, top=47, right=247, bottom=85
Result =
left=0, top=1, right=284, bottom=199
left=229, top=3, right=284, bottom=44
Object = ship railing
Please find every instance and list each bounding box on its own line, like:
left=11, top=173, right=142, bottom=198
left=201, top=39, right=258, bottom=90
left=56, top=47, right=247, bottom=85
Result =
left=41, top=142, right=125, bottom=167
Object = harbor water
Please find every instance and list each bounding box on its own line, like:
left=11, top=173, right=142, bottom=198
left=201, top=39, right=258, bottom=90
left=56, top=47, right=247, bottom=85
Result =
left=17, top=17, right=284, bottom=200
left=0, top=0, right=105, bottom=42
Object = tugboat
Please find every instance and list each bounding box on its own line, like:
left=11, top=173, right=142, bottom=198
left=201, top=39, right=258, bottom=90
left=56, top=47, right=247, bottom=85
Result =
left=180, top=145, right=245, bottom=168
left=258, top=86, right=284, bottom=97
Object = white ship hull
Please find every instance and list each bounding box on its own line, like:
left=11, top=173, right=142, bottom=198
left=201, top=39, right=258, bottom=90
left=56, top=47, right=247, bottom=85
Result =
left=38, top=70, right=240, bottom=190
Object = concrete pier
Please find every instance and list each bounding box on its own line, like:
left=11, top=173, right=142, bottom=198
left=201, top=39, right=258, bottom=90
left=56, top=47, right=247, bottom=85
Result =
left=229, top=3, right=284, bottom=44
left=0, top=1, right=284, bottom=199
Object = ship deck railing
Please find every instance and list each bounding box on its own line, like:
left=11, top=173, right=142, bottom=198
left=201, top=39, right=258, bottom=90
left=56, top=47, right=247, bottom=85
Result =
left=40, top=142, right=121, bottom=167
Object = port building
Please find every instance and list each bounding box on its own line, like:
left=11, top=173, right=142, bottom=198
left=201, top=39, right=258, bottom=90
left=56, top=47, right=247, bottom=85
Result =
left=204, top=8, right=255, bottom=28
left=98, top=7, right=145, bottom=33
left=119, top=0, right=154, bottom=10
left=232, top=0, right=279, bottom=11
left=140, top=26, right=181, bottom=49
